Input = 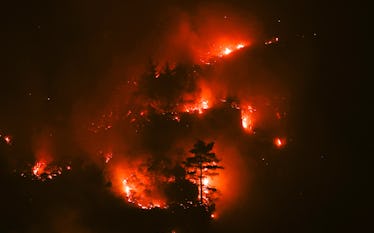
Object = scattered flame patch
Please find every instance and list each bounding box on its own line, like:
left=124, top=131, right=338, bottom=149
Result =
left=105, top=152, right=113, bottom=164
left=265, top=36, right=279, bottom=45
left=25, top=160, right=71, bottom=181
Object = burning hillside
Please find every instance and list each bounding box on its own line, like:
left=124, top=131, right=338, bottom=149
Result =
left=0, top=3, right=299, bottom=233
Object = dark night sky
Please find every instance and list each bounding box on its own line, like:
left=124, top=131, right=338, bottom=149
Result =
left=1, top=1, right=369, bottom=233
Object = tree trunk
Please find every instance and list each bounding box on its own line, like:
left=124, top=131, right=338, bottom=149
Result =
left=199, top=161, right=203, bottom=203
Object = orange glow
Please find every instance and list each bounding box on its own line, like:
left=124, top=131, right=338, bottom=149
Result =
left=274, top=137, right=286, bottom=148
left=223, top=47, right=232, bottom=55
left=199, top=41, right=249, bottom=63
left=110, top=161, right=168, bottom=209
left=218, top=42, right=247, bottom=57
left=203, top=177, right=209, bottom=186
left=4, top=135, right=12, bottom=145
left=105, top=152, right=113, bottom=163
left=182, top=83, right=213, bottom=115
left=236, top=43, right=245, bottom=49
left=241, top=104, right=255, bottom=133
left=31, top=159, right=66, bottom=180
left=184, top=98, right=210, bottom=114
left=32, top=161, right=47, bottom=176
left=265, top=37, right=280, bottom=45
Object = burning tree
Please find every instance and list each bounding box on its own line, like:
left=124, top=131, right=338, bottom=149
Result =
left=183, top=140, right=223, bottom=205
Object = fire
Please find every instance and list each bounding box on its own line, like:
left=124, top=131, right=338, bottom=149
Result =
left=32, top=161, right=47, bottom=176
left=111, top=162, right=168, bottom=209
left=219, top=42, right=247, bottom=57
left=241, top=104, right=255, bottom=133
left=223, top=47, right=232, bottom=55
left=236, top=43, right=245, bottom=49
left=200, top=41, right=248, bottom=63
left=183, top=85, right=213, bottom=115
left=265, top=37, right=279, bottom=45
left=184, top=98, right=210, bottom=114
left=203, top=177, right=209, bottom=186
left=105, top=152, right=113, bottom=163
left=28, top=159, right=69, bottom=181
left=120, top=175, right=167, bottom=209
left=274, top=137, right=286, bottom=148
left=122, top=179, right=132, bottom=199
left=3, top=135, right=12, bottom=145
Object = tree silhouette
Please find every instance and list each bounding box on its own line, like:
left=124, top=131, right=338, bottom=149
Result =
left=183, top=140, right=223, bottom=204
left=165, top=165, right=198, bottom=205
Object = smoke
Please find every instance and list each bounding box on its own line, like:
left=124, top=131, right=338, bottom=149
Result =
left=1, top=1, right=292, bottom=231
left=70, top=7, right=286, bottom=215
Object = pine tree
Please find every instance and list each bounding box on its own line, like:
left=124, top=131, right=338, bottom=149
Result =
left=183, top=140, right=223, bottom=204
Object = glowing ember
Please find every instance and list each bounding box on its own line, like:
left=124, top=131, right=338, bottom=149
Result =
left=274, top=137, right=286, bottom=148
left=105, top=152, right=113, bottom=163
left=265, top=37, right=280, bottom=45
left=3, top=135, right=12, bottom=145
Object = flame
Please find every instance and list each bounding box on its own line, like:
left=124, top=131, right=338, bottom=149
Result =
left=28, top=159, right=69, bottom=181
left=236, top=43, right=245, bottom=49
left=105, top=152, right=113, bottom=163
left=265, top=37, right=279, bottom=45
left=183, top=84, right=213, bottom=114
left=203, top=177, right=209, bottom=186
left=3, top=135, right=12, bottom=145
left=218, top=42, right=247, bottom=57
left=274, top=137, right=286, bottom=148
left=200, top=41, right=249, bottom=64
left=184, top=98, right=210, bottom=114
left=223, top=47, right=232, bottom=55
left=241, top=104, right=255, bottom=133
left=32, top=161, right=47, bottom=176
left=110, top=161, right=168, bottom=209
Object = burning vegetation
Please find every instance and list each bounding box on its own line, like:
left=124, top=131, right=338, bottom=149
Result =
left=1, top=5, right=292, bottom=232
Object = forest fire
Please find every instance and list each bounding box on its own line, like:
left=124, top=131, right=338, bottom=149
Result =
left=0, top=2, right=315, bottom=232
